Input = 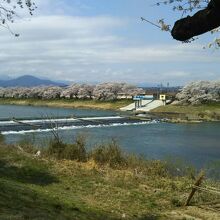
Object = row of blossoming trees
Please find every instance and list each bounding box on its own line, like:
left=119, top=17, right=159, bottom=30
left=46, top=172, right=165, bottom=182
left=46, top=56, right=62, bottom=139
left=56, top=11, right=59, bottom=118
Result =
left=0, top=83, right=145, bottom=101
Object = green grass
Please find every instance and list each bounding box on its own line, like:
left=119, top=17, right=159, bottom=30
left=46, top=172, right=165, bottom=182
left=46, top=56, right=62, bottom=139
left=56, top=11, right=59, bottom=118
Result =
left=0, top=98, right=132, bottom=110
left=0, top=141, right=220, bottom=220
left=151, top=103, right=220, bottom=121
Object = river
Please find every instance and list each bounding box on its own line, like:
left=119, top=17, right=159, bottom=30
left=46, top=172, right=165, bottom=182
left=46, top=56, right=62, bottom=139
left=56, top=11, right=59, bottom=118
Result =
left=0, top=104, right=220, bottom=168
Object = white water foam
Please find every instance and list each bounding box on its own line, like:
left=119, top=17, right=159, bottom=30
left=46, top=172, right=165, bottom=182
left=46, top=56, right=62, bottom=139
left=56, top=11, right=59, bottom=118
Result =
left=2, top=120, right=159, bottom=135
left=0, top=116, right=122, bottom=125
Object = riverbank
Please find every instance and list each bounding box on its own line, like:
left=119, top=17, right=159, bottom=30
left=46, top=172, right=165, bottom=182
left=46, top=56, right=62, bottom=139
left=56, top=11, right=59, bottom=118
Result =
left=0, top=98, right=132, bottom=111
left=0, top=140, right=220, bottom=220
left=1, top=98, right=220, bottom=122
left=151, top=103, right=220, bottom=122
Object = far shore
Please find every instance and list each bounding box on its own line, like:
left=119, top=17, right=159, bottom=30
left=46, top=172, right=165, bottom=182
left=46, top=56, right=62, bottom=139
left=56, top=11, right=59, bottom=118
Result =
left=151, top=103, right=220, bottom=122
left=0, top=98, right=133, bottom=111
left=1, top=98, right=220, bottom=122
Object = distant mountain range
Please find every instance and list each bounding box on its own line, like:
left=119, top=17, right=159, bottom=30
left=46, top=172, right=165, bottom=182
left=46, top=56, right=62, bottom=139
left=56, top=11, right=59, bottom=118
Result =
left=0, top=75, right=67, bottom=87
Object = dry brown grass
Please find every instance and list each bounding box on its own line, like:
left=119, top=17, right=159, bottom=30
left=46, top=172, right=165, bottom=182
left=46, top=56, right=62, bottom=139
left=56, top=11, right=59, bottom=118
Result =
left=1, top=132, right=220, bottom=220
left=0, top=143, right=220, bottom=220
left=0, top=98, right=132, bottom=110
left=151, top=104, right=220, bottom=121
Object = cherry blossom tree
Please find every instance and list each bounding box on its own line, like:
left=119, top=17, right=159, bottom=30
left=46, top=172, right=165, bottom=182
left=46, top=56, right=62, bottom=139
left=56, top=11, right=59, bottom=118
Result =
left=0, top=0, right=36, bottom=36
left=143, top=0, right=220, bottom=47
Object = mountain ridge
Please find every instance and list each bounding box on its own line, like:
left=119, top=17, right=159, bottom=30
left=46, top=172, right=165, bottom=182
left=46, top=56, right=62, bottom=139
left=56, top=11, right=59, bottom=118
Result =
left=0, top=75, right=67, bottom=87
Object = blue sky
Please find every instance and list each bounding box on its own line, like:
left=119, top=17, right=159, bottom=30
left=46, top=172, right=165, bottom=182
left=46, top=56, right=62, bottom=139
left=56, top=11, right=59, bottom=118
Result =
left=0, top=0, right=219, bottom=86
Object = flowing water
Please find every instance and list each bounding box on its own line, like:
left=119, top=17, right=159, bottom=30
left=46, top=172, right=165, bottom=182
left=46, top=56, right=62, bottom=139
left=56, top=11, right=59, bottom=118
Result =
left=1, top=104, right=220, bottom=168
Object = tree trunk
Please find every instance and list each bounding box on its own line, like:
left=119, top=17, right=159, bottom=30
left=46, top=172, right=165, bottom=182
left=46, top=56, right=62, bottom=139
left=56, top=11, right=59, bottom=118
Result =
left=171, top=0, right=220, bottom=41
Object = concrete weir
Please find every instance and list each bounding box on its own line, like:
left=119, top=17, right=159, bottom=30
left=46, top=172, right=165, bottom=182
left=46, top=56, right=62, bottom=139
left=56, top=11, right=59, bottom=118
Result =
left=120, top=100, right=153, bottom=111
left=136, top=100, right=165, bottom=112
left=0, top=116, right=149, bottom=134
left=120, top=100, right=165, bottom=112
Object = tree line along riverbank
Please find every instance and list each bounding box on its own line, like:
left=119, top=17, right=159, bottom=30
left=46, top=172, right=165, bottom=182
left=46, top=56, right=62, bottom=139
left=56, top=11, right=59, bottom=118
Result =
left=0, top=80, right=219, bottom=121
left=150, top=81, right=220, bottom=122
left=0, top=134, right=220, bottom=220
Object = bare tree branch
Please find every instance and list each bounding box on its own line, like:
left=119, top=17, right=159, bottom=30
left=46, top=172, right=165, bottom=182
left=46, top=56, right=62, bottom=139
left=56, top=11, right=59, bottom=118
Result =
left=0, top=0, right=36, bottom=36
left=171, top=0, right=220, bottom=41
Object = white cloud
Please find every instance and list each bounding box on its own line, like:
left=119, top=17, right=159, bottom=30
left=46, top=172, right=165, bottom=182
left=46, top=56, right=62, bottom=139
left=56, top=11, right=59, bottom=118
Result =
left=0, top=0, right=219, bottom=85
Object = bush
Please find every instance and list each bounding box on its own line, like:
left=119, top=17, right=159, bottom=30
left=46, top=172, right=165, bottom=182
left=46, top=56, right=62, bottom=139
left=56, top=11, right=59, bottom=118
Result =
left=91, top=140, right=127, bottom=168
left=171, top=197, right=182, bottom=207
left=47, top=135, right=87, bottom=162
left=0, top=133, right=5, bottom=144
left=206, top=160, right=220, bottom=180
left=63, top=135, right=87, bottom=162
left=47, top=140, right=67, bottom=160
left=164, top=158, right=196, bottom=178
left=17, top=136, right=37, bottom=154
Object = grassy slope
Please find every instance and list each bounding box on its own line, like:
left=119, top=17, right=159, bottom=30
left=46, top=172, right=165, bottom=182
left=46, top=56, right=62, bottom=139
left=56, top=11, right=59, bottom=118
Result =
left=151, top=104, right=220, bottom=120
left=0, top=98, right=132, bottom=111
left=0, top=146, right=220, bottom=220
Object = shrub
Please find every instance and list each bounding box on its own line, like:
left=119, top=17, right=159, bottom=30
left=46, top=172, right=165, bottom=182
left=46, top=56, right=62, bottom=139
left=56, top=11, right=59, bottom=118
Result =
left=143, top=160, right=168, bottom=177
left=47, top=135, right=87, bottom=162
left=91, top=140, right=127, bottom=168
left=47, top=140, right=67, bottom=160
left=0, top=133, right=5, bottom=144
left=206, top=160, right=220, bottom=180
left=63, top=135, right=87, bottom=162
left=171, top=197, right=182, bottom=207
left=17, top=136, right=37, bottom=154
left=164, top=158, right=196, bottom=178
